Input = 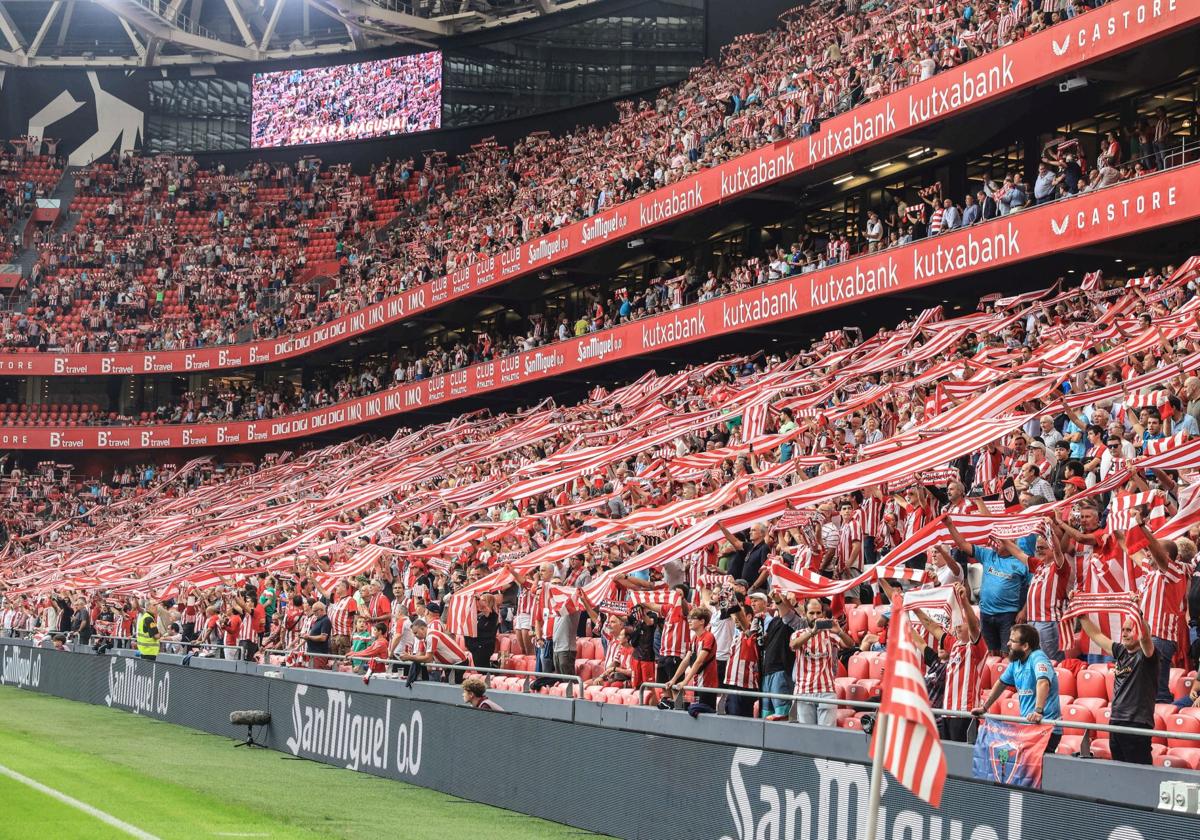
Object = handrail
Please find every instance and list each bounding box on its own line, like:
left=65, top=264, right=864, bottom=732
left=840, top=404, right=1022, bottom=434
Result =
left=260, top=648, right=586, bottom=697
left=634, top=681, right=1200, bottom=747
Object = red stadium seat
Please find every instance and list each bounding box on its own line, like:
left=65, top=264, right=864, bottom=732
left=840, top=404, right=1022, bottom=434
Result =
left=847, top=652, right=873, bottom=681
left=1073, top=697, right=1107, bottom=714
left=1166, top=748, right=1200, bottom=769
left=1055, top=668, right=1076, bottom=698
left=1155, top=753, right=1198, bottom=770
left=1061, top=704, right=1095, bottom=737
left=1055, top=735, right=1082, bottom=755
left=1166, top=714, right=1200, bottom=748
left=1075, top=669, right=1109, bottom=701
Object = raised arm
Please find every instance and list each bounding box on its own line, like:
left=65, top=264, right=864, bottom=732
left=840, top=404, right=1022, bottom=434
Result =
left=719, top=522, right=745, bottom=552
left=943, top=518, right=975, bottom=558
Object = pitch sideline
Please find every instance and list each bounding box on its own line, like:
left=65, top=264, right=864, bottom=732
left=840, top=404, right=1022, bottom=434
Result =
left=0, top=761, right=162, bottom=840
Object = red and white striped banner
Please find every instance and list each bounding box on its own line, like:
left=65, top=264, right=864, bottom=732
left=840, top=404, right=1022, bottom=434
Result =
left=871, top=598, right=946, bottom=807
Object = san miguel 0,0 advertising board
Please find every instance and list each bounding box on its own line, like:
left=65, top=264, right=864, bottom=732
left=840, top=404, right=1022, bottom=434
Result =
left=2, top=161, right=1196, bottom=450
left=0, top=0, right=1195, bottom=378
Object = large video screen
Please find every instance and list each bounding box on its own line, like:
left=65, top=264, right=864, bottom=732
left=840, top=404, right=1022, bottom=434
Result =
left=251, top=52, right=442, bottom=148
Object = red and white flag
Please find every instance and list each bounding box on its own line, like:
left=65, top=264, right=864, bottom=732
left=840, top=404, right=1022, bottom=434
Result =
left=1060, top=591, right=1141, bottom=626
left=870, top=597, right=946, bottom=807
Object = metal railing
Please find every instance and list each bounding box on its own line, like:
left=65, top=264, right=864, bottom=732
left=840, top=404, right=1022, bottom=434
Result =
left=261, top=648, right=585, bottom=697
left=633, top=681, right=1200, bottom=752
left=86, top=633, right=244, bottom=659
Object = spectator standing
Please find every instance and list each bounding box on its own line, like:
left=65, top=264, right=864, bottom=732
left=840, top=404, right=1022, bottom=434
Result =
left=913, top=583, right=986, bottom=742
left=303, top=602, right=332, bottom=668
left=1079, top=610, right=1157, bottom=764
left=790, top=598, right=854, bottom=726
left=758, top=592, right=803, bottom=719
left=972, top=624, right=1064, bottom=753
left=945, top=521, right=1032, bottom=655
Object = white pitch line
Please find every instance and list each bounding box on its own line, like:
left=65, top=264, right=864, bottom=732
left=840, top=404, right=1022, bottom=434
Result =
left=0, top=762, right=162, bottom=840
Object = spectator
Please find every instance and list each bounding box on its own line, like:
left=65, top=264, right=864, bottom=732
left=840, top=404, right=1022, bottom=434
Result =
left=758, top=592, right=802, bottom=720
left=972, top=624, right=1064, bottom=754
left=790, top=598, right=854, bottom=726
left=913, top=583, right=986, bottom=742
left=1079, top=609, right=1157, bottom=764
left=945, top=521, right=1033, bottom=655
left=462, top=676, right=504, bottom=711
left=663, top=606, right=720, bottom=715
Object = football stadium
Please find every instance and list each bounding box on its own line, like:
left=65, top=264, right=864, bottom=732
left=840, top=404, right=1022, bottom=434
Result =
left=3, top=0, right=1200, bottom=837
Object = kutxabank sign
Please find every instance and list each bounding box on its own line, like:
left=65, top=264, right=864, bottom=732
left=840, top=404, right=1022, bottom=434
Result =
left=3, top=161, right=1196, bottom=451
left=0, top=0, right=1195, bottom=379
left=1, top=640, right=1198, bottom=840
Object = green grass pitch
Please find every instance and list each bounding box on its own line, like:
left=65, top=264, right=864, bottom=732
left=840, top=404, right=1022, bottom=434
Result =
left=0, top=685, right=610, bottom=839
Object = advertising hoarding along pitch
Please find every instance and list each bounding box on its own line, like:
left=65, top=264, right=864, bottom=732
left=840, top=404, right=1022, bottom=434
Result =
left=0, top=0, right=1194, bottom=378
left=1, top=161, right=1196, bottom=450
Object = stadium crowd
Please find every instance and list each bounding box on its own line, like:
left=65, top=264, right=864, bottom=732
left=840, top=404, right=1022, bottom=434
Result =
left=2, top=257, right=1200, bottom=767
left=0, top=0, right=1128, bottom=356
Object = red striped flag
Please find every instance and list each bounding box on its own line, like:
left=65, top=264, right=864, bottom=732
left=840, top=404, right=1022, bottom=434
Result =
left=871, top=597, right=946, bottom=807
left=1060, top=591, right=1141, bottom=625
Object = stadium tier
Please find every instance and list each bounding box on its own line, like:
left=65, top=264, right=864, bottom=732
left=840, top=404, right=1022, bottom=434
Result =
left=3, top=2, right=1200, bottom=837
left=0, top=0, right=1196, bottom=375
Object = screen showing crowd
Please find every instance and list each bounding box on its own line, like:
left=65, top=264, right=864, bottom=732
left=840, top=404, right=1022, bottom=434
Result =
left=251, top=52, right=442, bottom=148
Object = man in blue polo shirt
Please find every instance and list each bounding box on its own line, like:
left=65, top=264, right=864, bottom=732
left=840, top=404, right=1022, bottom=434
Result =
left=973, top=624, right=1063, bottom=754
left=945, top=522, right=1032, bottom=655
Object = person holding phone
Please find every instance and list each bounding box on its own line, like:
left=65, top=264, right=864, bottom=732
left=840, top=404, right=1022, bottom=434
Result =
left=790, top=599, right=854, bottom=726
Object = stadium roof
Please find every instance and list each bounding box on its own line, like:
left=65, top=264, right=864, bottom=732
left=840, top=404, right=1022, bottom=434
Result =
left=0, top=0, right=603, bottom=67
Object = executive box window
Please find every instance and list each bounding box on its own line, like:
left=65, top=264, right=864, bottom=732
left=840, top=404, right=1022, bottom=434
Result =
left=145, top=78, right=251, bottom=153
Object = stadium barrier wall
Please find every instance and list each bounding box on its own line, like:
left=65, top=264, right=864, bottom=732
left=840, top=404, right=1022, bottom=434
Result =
left=2, top=0, right=1196, bottom=380
left=3, top=157, right=1199, bottom=451
left=2, top=639, right=1198, bottom=839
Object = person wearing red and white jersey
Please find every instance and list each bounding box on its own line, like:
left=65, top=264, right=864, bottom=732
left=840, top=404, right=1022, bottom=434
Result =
left=790, top=598, right=854, bottom=726
left=387, top=602, right=416, bottom=665
left=663, top=607, right=720, bottom=711
left=234, top=587, right=266, bottom=661
left=859, top=485, right=884, bottom=565
left=1131, top=515, right=1190, bottom=701
left=913, top=582, right=986, bottom=742
left=324, top=581, right=358, bottom=656
left=640, top=584, right=692, bottom=685
left=344, top=621, right=391, bottom=674
left=504, top=560, right=552, bottom=656
left=587, top=622, right=634, bottom=688
left=364, top=579, right=391, bottom=629
left=399, top=618, right=469, bottom=685
left=1011, top=527, right=1072, bottom=661
left=723, top=595, right=762, bottom=717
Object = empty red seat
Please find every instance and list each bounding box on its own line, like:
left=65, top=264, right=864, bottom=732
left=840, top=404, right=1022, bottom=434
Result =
left=1061, top=704, right=1095, bottom=737
left=1075, top=669, right=1109, bottom=701
left=1166, top=714, right=1200, bottom=748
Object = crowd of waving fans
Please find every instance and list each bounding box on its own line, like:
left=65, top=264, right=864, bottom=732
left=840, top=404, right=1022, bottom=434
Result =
left=2, top=254, right=1200, bottom=767
left=0, top=0, right=1124, bottom=357
left=5, top=111, right=1188, bottom=429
